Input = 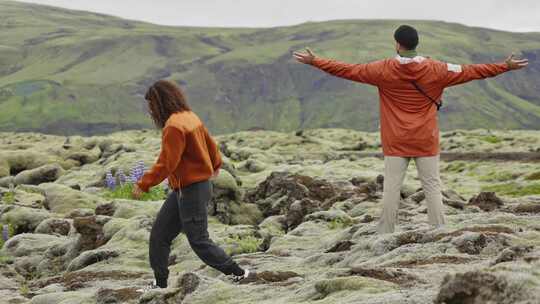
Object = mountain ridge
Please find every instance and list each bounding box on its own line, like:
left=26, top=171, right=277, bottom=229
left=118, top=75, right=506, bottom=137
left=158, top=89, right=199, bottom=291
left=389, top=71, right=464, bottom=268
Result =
left=1, top=0, right=539, bottom=135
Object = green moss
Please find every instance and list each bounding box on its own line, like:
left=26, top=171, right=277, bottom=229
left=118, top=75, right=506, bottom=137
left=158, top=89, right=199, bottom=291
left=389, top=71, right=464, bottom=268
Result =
left=328, top=218, right=352, bottom=230
left=482, top=182, right=540, bottom=197
left=19, top=283, right=30, bottom=296
left=229, top=203, right=263, bottom=225
left=0, top=252, right=14, bottom=264
left=525, top=172, right=540, bottom=181
left=445, top=161, right=468, bottom=173
left=1, top=192, right=15, bottom=204
left=479, top=171, right=519, bottom=182
left=102, top=184, right=166, bottom=201
left=480, top=135, right=502, bottom=144
left=223, top=235, right=262, bottom=256
left=315, top=277, right=395, bottom=297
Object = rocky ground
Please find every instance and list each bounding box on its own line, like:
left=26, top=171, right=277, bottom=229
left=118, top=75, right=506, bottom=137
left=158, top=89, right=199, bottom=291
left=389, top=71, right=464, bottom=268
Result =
left=1, top=128, right=540, bottom=304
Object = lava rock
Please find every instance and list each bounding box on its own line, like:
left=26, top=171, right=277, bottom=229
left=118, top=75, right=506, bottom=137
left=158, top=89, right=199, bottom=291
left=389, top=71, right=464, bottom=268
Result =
left=492, top=245, right=534, bottom=265
left=469, top=192, right=504, bottom=211
left=451, top=232, right=487, bottom=255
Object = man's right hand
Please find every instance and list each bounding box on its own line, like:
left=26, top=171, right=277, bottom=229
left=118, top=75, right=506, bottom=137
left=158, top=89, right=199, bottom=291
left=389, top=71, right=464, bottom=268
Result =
left=505, top=54, right=529, bottom=70
left=293, top=48, right=316, bottom=64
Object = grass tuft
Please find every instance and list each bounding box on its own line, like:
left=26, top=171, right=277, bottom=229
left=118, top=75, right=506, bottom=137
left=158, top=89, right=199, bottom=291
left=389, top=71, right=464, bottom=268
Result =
left=102, top=184, right=166, bottom=201
left=482, top=182, right=540, bottom=197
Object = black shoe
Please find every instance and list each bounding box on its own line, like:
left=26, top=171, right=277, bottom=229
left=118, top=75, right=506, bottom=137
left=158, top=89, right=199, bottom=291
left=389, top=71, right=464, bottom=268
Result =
left=231, top=269, right=257, bottom=284
left=136, top=280, right=161, bottom=293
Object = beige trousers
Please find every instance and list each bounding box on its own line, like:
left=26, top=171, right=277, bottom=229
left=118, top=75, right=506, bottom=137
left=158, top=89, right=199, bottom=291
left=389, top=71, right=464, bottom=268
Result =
left=376, top=155, right=446, bottom=234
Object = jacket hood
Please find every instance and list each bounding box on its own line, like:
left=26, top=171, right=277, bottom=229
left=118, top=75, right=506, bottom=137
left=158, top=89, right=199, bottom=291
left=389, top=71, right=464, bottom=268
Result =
left=393, top=55, right=431, bottom=82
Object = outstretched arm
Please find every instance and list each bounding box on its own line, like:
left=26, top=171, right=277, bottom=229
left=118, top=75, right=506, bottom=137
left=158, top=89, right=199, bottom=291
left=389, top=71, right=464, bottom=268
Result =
left=294, top=48, right=384, bottom=86
left=135, top=126, right=185, bottom=194
left=442, top=54, right=528, bottom=87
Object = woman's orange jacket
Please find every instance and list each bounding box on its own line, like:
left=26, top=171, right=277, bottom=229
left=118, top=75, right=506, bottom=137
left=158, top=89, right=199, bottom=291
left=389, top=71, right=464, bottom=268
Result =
left=137, top=111, right=222, bottom=192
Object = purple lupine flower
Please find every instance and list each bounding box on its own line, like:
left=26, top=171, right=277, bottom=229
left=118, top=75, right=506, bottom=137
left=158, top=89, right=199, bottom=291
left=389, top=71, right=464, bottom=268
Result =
left=105, top=170, right=116, bottom=190
left=129, top=166, right=139, bottom=184
left=135, top=160, right=146, bottom=180
left=117, top=169, right=127, bottom=186
left=2, top=225, right=9, bottom=242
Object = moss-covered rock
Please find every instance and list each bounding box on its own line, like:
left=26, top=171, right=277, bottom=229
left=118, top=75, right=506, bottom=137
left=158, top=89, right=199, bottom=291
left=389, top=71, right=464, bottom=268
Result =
left=35, top=218, right=72, bottom=236
left=13, top=164, right=64, bottom=186
left=4, top=233, right=67, bottom=257
left=314, top=276, right=396, bottom=298
left=40, top=183, right=104, bottom=214
left=1, top=206, right=50, bottom=234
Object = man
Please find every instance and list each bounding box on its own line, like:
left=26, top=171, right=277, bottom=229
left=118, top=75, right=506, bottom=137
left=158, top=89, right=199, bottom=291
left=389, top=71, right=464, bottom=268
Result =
left=294, top=25, right=528, bottom=234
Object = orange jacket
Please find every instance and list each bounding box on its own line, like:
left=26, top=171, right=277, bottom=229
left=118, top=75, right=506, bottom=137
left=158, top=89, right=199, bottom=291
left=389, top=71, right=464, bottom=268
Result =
left=137, top=111, right=222, bottom=192
left=311, top=55, right=510, bottom=156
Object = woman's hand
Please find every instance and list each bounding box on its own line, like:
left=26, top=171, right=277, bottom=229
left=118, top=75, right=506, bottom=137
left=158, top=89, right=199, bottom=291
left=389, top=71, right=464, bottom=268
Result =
left=132, top=184, right=143, bottom=200
left=212, top=169, right=220, bottom=178
left=294, top=48, right=316, bottom=64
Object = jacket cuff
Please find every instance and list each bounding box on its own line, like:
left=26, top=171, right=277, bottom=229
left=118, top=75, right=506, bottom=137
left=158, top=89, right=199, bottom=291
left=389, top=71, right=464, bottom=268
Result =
left=501, top=62, right=511, bottom=72
left=311, top=57, right=324, bottom=67
left=136, top=181, right=150, bottom=193
left=213, top=161, right=222, bottom=172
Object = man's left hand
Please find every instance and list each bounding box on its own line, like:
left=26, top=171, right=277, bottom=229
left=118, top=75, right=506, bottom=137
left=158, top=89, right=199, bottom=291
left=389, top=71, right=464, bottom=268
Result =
left=505, top=53, right=529, bottom=70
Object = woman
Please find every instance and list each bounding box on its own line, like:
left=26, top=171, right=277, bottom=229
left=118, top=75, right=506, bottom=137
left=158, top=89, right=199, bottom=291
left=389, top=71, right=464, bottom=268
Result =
left=133, top=80, right=255, bottom=290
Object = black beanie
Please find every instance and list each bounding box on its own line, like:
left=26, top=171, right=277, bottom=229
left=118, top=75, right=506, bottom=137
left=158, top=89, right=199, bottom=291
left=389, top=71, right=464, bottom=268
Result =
left=394, top=25, right=419, bottom=50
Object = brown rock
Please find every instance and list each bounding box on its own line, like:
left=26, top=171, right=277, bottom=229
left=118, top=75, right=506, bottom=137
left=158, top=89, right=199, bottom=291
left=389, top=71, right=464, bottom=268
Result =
left=35, top=218, right=72, bottom=236
left=256, top=271, right=301, bottom=283
left=348, top=266, right=422, bottom=287
left=285, top=198, right=321, bottom=230
left=97, top=287, right=140, bottom=304
left=469, top=192, right=504, bottom=211
left=435, top=271, right=521, bottom=304
left=95, top=201, right=117, bottom=216
left=326, top=240, right=354, bottom=253
left=444, top=198, right=466, bottom=209
left=177, top=272, right=200, bottom=295
left=452, top=232, right=487, bottom=255
left=492, top=245, right=534, bottom=265
left=512, top=202, right=540, bottom=213
left=73, top=216, right=107, bottom=251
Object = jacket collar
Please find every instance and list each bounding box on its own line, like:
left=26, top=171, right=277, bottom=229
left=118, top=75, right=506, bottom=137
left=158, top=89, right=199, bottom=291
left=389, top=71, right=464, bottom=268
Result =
left=395, top=55, right=426, bottom=65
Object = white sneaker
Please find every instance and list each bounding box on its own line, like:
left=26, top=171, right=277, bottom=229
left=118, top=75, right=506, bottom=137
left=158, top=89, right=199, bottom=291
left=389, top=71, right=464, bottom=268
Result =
left=136, top=280, right=161, bottom=293
left=231, top=269, right=257, bottom=284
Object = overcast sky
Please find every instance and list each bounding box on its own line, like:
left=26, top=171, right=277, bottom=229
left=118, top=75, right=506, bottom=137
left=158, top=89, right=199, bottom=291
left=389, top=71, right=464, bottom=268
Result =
left=14, top=0, right=540, bottom=32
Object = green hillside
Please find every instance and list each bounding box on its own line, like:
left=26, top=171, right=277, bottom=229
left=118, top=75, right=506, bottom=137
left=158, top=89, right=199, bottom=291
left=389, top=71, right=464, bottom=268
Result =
left=0, top=0, right=539, bottom=135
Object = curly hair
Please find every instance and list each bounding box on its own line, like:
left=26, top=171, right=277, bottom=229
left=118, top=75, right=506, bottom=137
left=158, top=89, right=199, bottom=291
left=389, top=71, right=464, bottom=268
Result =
left=145, top=80, right=191, bottom=128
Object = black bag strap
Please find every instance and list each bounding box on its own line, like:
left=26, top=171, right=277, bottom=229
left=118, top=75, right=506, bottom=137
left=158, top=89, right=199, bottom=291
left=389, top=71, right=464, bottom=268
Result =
left=412, top=81, right=442, bottom=111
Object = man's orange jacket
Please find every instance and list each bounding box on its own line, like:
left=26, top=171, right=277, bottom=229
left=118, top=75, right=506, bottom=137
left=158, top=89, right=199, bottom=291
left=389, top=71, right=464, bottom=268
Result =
left=311, top=55, right=509, bottom=156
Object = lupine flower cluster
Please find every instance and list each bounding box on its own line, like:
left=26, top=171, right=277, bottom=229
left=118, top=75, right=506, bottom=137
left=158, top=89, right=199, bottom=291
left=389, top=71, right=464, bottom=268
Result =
left=105, top=171, right=116, bottom=190
left=129, top=160, right=146, bottom=184
left=117, top=169, right=127, bottom=185
left=2, top=225, right=9, bottom=242
left=105, top=161, right=156, bottom=191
